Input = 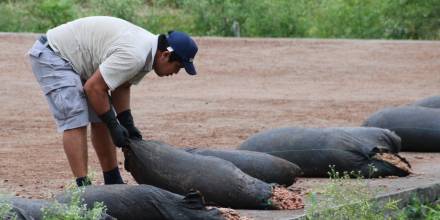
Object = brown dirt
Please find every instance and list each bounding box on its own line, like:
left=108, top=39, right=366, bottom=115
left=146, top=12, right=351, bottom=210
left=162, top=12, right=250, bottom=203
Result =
left=0, top=33, right=439, bottom=199
left=373, top=153, right=412, bottom=174
left=270, top=185, right=304, bottom=210
left=218, top=207, right=253, bottom=220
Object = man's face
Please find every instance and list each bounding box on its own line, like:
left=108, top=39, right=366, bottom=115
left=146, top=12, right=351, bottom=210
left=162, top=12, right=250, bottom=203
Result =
left=153, top=51, right=183, bottom=77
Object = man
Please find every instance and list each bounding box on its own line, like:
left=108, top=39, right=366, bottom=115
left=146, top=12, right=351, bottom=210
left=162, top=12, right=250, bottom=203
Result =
left=28, top=16, right=198, bottom=186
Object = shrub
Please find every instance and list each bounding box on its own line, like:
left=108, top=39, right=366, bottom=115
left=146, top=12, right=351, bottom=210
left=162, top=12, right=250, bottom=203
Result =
left=137, top=4, right=195, bottom=35
left=398, top=196, right=440, bottom=220
left=303, top=0, right=387, bottom=39
left=89, top=0, right=142, bottom=22
left=240, top=0, right=307, bottom=37
left=0, top=1, right=37, bottom=32
left=179, top=0, right=245, bottom=36
left=33, top=0, right=77, bottom=32
left=42, top=186, right=107, bottom=220
left=382, top=0, right=440, bottom=39
left=0, top=0, right=439, bottom=39
left=0, top=199, right=16, bottom=220
left=306, top=165, right=399, bottom=219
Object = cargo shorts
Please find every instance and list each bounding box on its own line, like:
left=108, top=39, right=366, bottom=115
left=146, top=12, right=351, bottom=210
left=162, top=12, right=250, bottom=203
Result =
left=28, top=38, right=103, bottom=132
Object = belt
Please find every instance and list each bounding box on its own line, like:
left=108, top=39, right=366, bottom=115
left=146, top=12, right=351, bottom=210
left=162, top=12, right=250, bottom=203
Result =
left=38, top=35, right=54, bottom=52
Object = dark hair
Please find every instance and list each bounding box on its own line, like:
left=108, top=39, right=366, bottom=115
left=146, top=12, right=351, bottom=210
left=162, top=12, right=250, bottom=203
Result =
left=158, top=33, right=182, bottom=63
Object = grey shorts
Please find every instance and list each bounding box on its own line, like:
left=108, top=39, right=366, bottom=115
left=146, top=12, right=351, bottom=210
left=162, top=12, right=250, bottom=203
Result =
left=28, top=39, right=102, bottom=132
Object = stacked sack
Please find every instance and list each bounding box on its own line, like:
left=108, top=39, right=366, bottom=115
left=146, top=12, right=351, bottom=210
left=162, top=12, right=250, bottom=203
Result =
left=363, top=96, right=440, bottom=152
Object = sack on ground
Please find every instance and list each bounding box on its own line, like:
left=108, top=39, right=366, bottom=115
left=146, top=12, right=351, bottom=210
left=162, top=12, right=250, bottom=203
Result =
left=56, top=185, right=233, bottom=220
left=363, top=106, right=440, bottom=152
left=185, top=148, right=302, bottom=186
left=410, top=96, right=440, bottom=108
left=239, top=127, right=411, bottom=178
left=6, top=198, right=49, bottom=220
left=8, top=197, right=113, bottom=220
left=124, top=139, right=304, bottom=210
left=8, top=185, right=242, bottom=220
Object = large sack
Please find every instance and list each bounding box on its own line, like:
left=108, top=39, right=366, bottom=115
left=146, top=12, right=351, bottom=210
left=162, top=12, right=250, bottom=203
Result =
left=333, top=127, right=401, bottom=153
left=57, top=185, right=230, bottom=220
left=4, top=198, right=49, bottom=220
left=8, top=197, right=113, bottom=220
left=184, top=148, right=302, bottom=186
left=239, top=127, right=411, bottom=178
left=410, top=96, right=440, bottom=108
left=124, top=139, right=304, bottom=210
left=363, top=106, right=440, bottom=152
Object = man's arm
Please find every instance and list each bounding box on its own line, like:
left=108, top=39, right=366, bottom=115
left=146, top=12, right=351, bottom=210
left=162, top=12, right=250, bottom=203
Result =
left=112, top=82, right=143, bottom=140
left=111, top=82, right=131, bottom=114
left=84, top=69, right=129, bottom=148
left=83, top=69, right=111, bottom=115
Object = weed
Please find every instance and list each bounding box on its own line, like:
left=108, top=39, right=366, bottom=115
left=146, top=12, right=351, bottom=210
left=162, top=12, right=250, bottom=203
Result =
left=306, top=165, right=398, bottom=220
left=0, top=198, right=16, bottom=220
left=1, top=0, right=439, bottom=39
left=42, top=181, right=107, bottom=220
left=396, top=196, right=440, bottom=220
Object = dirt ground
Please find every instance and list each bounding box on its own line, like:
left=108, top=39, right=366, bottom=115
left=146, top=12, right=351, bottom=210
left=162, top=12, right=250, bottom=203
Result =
left=0, top=33, right=439, bottom=199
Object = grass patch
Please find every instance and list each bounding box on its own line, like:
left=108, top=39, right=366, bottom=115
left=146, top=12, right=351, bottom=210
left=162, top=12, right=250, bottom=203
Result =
left=397, top=197, right=440, bottom=220
left=306, top=165, right=399, bottom=220
left=0, top=0, right=439, bottom=39
left=0, top=199, right=17, bottom=220
left=306, top=165, right=440, bottom=219
left=42, top=184, right=107, bottom=220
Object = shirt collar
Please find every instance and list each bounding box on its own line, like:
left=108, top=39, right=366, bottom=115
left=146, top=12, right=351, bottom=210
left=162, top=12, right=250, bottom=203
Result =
left=143, top=34, right=159, bottom=72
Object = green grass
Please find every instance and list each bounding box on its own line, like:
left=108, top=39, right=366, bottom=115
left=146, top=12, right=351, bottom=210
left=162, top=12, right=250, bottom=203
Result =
left=306, top=165, right=399, bottom=220
left=397, top=197, right=440, bottom=220
left=0, top=0, right=439, bottom=39
left=306, top=165, right=440, bottom=219
left=0, top=199, right=17, bottom=220
left=0, top=172, right=107, bottom=220
left=42, top=185, right=107, bottom=220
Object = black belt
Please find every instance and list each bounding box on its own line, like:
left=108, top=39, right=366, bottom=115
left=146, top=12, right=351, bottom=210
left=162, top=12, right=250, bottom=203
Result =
left=38, top=35, right=54, bottom=52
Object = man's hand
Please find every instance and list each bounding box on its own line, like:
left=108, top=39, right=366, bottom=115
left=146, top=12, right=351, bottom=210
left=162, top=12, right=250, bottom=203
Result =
left=99, top=109, right=129, bottom=148
left=117, top=109, right=142, bottom=140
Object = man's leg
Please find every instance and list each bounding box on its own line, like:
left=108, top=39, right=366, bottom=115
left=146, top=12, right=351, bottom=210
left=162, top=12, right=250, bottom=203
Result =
left=28, top=37, right=92, bottom=187
left=91, top=122, right=124, bottom=184
left=63, top=126, right=91, bottom=186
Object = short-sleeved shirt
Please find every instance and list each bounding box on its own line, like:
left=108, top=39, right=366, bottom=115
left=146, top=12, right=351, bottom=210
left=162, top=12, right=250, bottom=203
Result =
left=47, top=16, right=158, bottom=91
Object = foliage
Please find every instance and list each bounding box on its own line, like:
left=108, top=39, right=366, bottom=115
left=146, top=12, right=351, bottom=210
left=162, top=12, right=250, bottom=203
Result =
left=0, top=1, right=37, bottom=32
left=306, top=165, right=440, bottom=219
left=0, top=0, right=438, bottom=39
left=180, top=0, right=243, bottom=36
left=0, top=199, right=16, bottom=220
left=240, top=0, right=307, bottom=37
left=381, top=0, right=440, bottom=39
left=33, top=0, right=76, bottom=31
left=397, top=197, right=440, bottom=220
left=137, top=5, right=195, bottom=35
left=303, top=0, right=387, bottom=39
left=88, top=0, right=142, bottom=22
left=178, top=0, right=440, bottom=39
left=42, top=186, right=107, bottom=220
left=306, top=165, right=399, bottom=220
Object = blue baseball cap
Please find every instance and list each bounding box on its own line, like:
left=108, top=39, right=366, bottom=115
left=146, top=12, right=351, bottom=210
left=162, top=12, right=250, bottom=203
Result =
left=166, top=31, right=198, bottom=75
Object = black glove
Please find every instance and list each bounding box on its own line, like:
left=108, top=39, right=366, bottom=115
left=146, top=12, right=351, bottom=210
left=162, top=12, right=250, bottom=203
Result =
left=99, top=109, right=129, bottom=148
left=117, top=109, right=142, bottom=140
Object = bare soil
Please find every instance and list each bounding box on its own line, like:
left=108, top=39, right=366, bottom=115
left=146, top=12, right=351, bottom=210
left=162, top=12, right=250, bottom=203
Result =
left=0, top=33, right=439, bottom=199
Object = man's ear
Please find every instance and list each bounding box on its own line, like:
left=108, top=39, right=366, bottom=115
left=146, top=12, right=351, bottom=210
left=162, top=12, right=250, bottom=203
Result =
left=160, top=50, right=171, bottom=60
